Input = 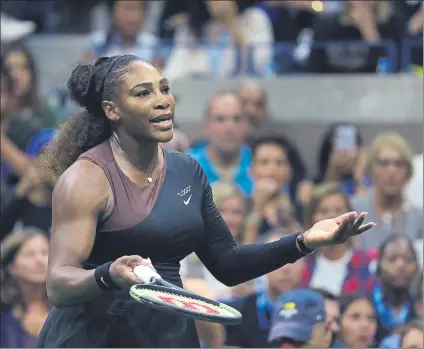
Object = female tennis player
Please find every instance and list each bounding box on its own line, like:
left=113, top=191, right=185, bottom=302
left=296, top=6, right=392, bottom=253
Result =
left=36, top=55, right=376, bottom=348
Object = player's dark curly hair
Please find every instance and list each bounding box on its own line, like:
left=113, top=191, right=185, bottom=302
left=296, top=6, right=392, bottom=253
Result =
left=39, top=55, right=143, bottom=182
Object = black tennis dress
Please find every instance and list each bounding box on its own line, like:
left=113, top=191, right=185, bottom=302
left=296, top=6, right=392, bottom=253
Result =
left=36, top=141, right=305, bottom=348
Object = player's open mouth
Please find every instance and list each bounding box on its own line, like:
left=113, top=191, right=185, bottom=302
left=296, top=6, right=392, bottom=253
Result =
left=150, top=113, right=173, bottom=124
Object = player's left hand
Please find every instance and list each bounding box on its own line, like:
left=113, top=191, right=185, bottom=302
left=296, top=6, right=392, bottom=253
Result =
left=303, top=211, right=376, bottom=250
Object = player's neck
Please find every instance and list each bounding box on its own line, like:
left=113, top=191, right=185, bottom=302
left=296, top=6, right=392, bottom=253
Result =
left=112, top=130, right=158, bottom=170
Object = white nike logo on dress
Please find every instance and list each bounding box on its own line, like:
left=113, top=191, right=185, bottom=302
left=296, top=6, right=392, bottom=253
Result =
left=184, top=194, right=192, bottom=205
left=100, top=277, right=109, bottom=287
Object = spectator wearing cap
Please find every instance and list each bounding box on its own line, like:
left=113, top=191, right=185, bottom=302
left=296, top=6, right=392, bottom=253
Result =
left=267, top=288, right=333, bottom=348
left=187, top=91, right=252, bottom=196
left=223, top=231, right=305, bottom=348
left=301, top=183, right=377, bottom=296
left=352, top=132, right=423, bottom=250
left=333, top=293, right=377, bottom=348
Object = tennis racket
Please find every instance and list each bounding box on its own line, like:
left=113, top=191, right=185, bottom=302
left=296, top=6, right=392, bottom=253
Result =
left=129, top=265, right=242, bottom=325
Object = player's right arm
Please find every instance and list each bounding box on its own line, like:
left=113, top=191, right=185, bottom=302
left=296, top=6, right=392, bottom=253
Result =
left=46, top=160, right=144, bottom=307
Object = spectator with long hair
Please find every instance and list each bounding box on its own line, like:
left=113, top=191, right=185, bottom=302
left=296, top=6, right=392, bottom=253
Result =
left=2, top=42, right=57, bottom=128
left=352, top=132, right=423, bottom=249
left=0, top=228, right=50, bottom=348
left=301, top=183, right=376, bottom=295
left=371, top=235, right=419, bottom=343
left=333, top=293, right=377, bottom=348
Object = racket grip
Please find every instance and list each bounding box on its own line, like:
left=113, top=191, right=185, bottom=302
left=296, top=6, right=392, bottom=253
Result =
left=133, top=265, right=162, bottom=284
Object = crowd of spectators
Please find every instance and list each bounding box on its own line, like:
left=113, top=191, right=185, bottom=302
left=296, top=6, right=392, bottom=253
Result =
left=0, top=0, right=422, bottom=348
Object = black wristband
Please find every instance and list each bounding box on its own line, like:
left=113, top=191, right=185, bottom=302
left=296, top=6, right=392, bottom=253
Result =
left=94, top=262, right=119, bottom=290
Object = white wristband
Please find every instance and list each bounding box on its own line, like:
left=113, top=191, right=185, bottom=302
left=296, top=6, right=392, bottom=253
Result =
left=133, top=265, right=162, bottom=284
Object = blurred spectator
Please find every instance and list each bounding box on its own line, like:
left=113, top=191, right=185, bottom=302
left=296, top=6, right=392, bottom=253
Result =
left=0, top=163, right=54, bottom=240
left=399, top=320, right=424, bottom=348
left=333, top=294, right=377, bottom=348
left=314, top=123, right=369, bottom=197
left=412, top=271, right=423, bottom=319
left=352, top=132, right=423, bottom=249
left=234, top=82, right=307, bottom=207
left=224, top=230, right=305, bottom=347
left=187, top=91, right=252, bottom=195
left=0, top=13, right=36, bottom=44
left=403, top=2, right=423, bottom=69
left=371, top=235, right=419, bottom=343
left=0, top=228, right=49, bottom=348
left=0, top=61, right=44, bottom=188
left=2, top=42, right=58, bottom=128
left=244, top=135, right=302, bottom=243
left=83, top=1, right=162, bottom=67
left=301, top=183, right=376, bottom=295
left=235, top=81, right=270, bottom=128
left=164, top=0, right=275, bottom=79
left=313, top=288, right=341, bottom=346
left=267, top=288, right=333, bottom=348
left=306, top=1, right=406, bottom=73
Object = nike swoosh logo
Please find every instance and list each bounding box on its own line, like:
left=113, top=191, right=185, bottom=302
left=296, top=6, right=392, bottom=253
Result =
left=184, top=194, right=192, bottom=205
left=100, top=277, right=109, bottom=288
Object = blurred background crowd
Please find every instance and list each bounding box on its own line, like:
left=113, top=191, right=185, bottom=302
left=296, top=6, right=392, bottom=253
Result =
left=0, top=0, right=423, bottom=348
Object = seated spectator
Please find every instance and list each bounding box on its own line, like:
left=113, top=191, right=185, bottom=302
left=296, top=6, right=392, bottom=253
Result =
left=306, top=1, right=406, bottom=73
left=236, top=80, right=270, bottom=128
left=235, top=82, right=307, bottom=207
left=0, top=228, right=50, bottom=348
left=245, top=135, right=302, bottom=243
left=224, top=230, right=305, bottom=348
left=312, top=288, right=341, bottom=347
left=352, top=132, right=423, bottom=249
left=301, top=183, right=376, bottom=295
left=314, top=123, right=369, bottom=197
left=164, top=0, right=275, bottom=79
left=2, top=42, right=58, bottom=128
left=0, top=162, right=54, bottom=240
left=187, top=91, right=252, bottom=195
left=333, top=294, right=377, bottom=348
left=267, top=288, right=333, bottom=348
left=82, top=1, right=161, bottom=66
left=371, top=235, right=419, bottom=343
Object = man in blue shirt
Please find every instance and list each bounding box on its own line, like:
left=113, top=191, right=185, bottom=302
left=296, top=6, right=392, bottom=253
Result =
left=187, top=91, right=253, bottom=196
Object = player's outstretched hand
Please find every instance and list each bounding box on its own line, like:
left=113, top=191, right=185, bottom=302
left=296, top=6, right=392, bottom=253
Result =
left=110, top=255, right=155, bottom=288
left=302, top=211, right=377, bottom=250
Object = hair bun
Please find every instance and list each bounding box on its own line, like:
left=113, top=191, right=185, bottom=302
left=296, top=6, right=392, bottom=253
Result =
left=67, top=62, right=96, bottom=108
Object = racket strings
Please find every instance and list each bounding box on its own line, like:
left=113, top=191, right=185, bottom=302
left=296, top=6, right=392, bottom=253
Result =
left=133, top=288, right=235, bottom=317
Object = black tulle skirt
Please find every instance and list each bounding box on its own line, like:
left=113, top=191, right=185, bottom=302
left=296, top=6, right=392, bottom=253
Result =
left=35, top=289, right=200, bottom=348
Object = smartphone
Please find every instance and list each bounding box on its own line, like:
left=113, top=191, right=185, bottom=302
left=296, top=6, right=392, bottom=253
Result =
left=333, top=125, right=358, bottom=152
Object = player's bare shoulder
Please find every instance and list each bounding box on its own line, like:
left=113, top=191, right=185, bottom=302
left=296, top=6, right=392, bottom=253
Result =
left=52, top=159, right=112, bottom=217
